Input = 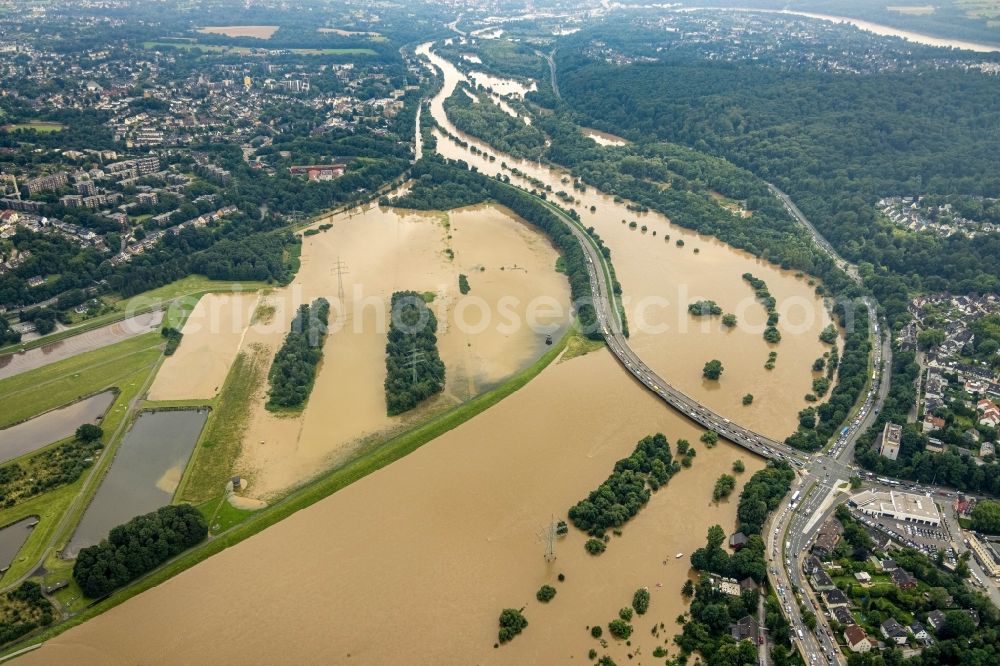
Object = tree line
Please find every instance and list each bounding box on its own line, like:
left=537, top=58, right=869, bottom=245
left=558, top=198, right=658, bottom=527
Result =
left=266, top=297, right=330, bottom=411
left=73, top=503, right=208, bottom=599
left=384, top=291, right=446, bottom=416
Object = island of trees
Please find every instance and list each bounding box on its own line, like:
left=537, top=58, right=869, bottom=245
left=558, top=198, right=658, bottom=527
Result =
left=568, top=433, right=680, bottom=544
left=384, top=290, right=446, bottom=415
left=688, top=300, right=722, bottom=316
left=703, top=359, right=724, bottom=380
left=265, top=297, right=330, bottom=411
left=73, top=504, right=208, bottom=599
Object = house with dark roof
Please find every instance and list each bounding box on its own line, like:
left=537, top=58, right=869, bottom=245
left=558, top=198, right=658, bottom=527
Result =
left=729, top=532, right=748, bottom=551
left=811, top=570, right=836, bottom=592
left=739, top=577, right=758, bottom=593
left=730, top=615, right=759, bottom=643
left=910, top=621, right=932, bottom=645
left=832, top=606, right=855, bottom=626
left=881, top=558, right=898, bottom=572
left=926, top=610, right=947, bottom=633
left=891, top=568, right=917, bottom=590
left=824, top=589, right=850, bottom=608
left=881, top=618, right=909, bottom=645
left=803, top=555, right=824, bottom=575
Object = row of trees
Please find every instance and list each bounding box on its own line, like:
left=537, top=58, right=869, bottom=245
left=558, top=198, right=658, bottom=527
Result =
left=72, top=504, right=208, bottom=598
left=388, top=157, right=605, bottom=339
left=266, top=298, right=329, bottom=410
left=567, top=433, right=679, bottom=537
left=384, top=291, right=446, bottom=416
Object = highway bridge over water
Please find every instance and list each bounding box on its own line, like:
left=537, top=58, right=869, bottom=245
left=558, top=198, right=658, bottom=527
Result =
left=548, top=200, right=810, bottom=466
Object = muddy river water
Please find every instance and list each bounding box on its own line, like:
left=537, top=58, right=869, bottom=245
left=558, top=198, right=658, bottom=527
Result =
left=24, top=44, right=842, bottom=664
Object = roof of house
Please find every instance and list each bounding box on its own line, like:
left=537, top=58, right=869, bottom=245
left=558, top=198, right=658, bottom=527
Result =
left=825, top=589, right=849, bottom=605
left=845, top=624, right=868, bottom=647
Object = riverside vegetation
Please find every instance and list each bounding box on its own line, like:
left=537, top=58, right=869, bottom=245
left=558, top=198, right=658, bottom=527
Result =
left=265, top=297, right=330, bottom=411
left=384, top=291, right=446, bottom=416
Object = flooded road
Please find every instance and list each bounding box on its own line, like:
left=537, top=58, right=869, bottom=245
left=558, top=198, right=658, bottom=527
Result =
left=0, top=391, right=114, bottom=465
left=419, top=43, right=839, bottom=441
left=581, top=127, right=629, bottom=147
left=64, top=409, right=208, bottom=557
left=0, top=311, right=163, bottom=381
left=25, top=349, right=764, bottom=665
left=235, top=203, right=571, bottom=498
left=148, top=293, right=260, bottom=401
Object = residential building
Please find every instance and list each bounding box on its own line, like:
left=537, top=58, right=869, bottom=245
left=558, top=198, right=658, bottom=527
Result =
left=730, top=615, right=759, bottom=643
left=926, top=610, right=947, bottom=633
left=879, top=422, right=902, bottom=460
left=881, top=618, right=909, bottom=645
left=811, top=570, right=836, bottom=591
left=845, top=625, right=872, bottom=653
left=824, top=589, right=849, bottom=608
left=891, top=568, right=917, bottom=590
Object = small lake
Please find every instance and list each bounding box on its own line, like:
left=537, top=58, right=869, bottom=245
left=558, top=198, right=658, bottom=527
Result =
left=0, top=391, right=115, bottom=465
left=0, top=516, right=38, bottom=573
left=64, top=409, right=208, bottom=558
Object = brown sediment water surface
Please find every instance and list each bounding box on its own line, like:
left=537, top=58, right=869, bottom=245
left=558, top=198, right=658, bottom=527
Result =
left=23, top=350, right=765, bottom=665
left=233, top=203, right=571, bottom=498
left=419, top=43, right=841, bottom=442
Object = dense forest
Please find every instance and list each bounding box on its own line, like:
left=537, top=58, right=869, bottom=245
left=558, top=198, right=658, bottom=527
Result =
left=266, top=297, right=330, bottom=411
left=384, top=291, right=446, bottom=416
left=555, top=35, right=1000, bottom=327
left=72, top=503, right=207, bottom=599
left=443, top=85, right=547, bottom=160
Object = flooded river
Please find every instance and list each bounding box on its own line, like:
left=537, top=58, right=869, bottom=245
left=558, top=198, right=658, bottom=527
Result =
left=0, top=391, right=114, bottom=465
left=64, top=409, right=208, bottom=557
left=25, top=349, right=765, bottom=665
left=22, top=42, right=845, bottom=663
left=235, top=203, right=570, bottom=498
left=0, top=311, right=163, bottom=381
left=419, top=43, right=839, bottom=441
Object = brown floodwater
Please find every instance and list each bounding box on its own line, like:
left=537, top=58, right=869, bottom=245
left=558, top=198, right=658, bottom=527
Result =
left=581, top=127, right=630, bottom=147
left=0, top=311, right=163, bottom=381
left=147, top=293, right=260, bottom=401
left=23, top=349, right=765, bottom=665
left=419, top=43, right=840, bottom=441
left=234, top=203, right=571, bottom=498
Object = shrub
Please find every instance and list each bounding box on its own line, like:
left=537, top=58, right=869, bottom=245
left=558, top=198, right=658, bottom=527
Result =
left=619, top=607, right=634, bottom=621
left=608, top=619, right=633, bottom=640
left=498, top=608, right=528, bottom=643
left=585, top=538, right=606, bottom=555
left=591, top=625, right=603, bottom=638
left=632, top=588, right=650, bottom=615
left=536, top=585, right=556, bottom=602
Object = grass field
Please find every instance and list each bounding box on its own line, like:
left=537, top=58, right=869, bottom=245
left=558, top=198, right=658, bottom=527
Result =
left=0, top=333, right=162, bottom=430
left=0, top=122, right=65, bottom=133
left=176, top=344, right=268, bottom=505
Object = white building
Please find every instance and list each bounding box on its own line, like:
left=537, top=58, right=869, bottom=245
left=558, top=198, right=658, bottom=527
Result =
left=879, top=422, right=902, bottom=461
left=850, top=489, right=941, bottom=526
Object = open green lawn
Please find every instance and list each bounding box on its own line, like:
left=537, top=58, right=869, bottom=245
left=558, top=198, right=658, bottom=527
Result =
left=1, top=122, right=65, bottom=133
left=0, top=333, right=162, bottom=429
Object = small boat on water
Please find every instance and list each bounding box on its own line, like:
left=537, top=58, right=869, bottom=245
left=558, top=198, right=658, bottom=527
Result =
left=675, top=552, right=683, bottom=559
